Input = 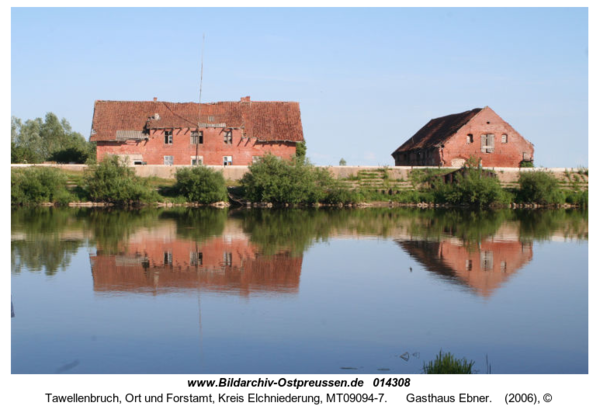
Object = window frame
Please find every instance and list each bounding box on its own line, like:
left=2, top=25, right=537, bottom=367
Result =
left=191, top=156, right=203, bottom=166
left=164, top=156, right=174, bottom=166
left=191, top=130, right=203, bottom=145
left=164, top=130, right=173, bottom=145
left=223, top=156, right=233, bottom=166
left=223, top=130, right=233, bottom=145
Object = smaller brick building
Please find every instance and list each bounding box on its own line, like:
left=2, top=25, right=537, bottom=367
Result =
left=90, top=97, right=304, bottom=166
left=392, top=107, right=534, bottom=167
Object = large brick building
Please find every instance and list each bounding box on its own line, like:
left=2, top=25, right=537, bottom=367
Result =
left=392, top=107, right=534, bottom=167
left=90, top=97, right=304, bottom=166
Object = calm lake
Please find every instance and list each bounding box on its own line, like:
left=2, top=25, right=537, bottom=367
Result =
left=11, top=207, right=588, bottom=374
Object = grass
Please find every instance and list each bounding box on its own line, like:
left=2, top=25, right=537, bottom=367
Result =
left=423, top=351, right=476, bottom=374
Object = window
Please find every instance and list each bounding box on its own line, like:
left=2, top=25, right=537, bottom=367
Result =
left=481, top=134, right=495, bottom=153
left=190, top=251, right=203, bottom=266
left=163, top=252, right=172, bottom=266
left=480, top=251, right=493, bottom=271
left=223, top=156, right=232, bottom=166
left=466, top=260, right=473, bottom=271
left=133, top=161, right=143, bottom=165
left=191, top=156, right=203, bottom=166
left=191, top=131, right=203, bottom=145
left=224, top=130, right=232, bottom=145
left=501, top=134, right=508, bottom=143
left=164, top=156, right=174, bottom=166
left=252, top=156, right=262, bottom=164
left=164, top=130, right=173, bottom=144
left=223, top=252, right=233, bottom=267
left=467, top=134, right=474, bottom=144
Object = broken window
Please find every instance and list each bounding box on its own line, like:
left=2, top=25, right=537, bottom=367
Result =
left=466, top=260, right=473, bottom=271
left=224, top=130, right=232, bottom=145
left=164, top=156, right=174, bottom=166
left=191, top=156, right=203, bottom=166
left=163, top=252, right=173, bottom=266
left=191, top=130, right=203, bottom=145
left=223, top=156, right=232, bottom=166
left=190, top=251, right=203, bottom=266
left=252, top=156, right=261, bottom=164
left=481, top=134, right=495, bottom=153
left=501, top=134, right=508, bottom=143
left=164, top=130, right=173, bottom=144
left=467, top=134, right=474, bottom=144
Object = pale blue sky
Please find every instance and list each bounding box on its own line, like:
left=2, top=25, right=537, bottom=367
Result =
left=11, top=7, right=588, bottom=167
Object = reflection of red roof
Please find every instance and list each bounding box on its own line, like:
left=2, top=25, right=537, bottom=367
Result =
left=392, top=108, right=482, bottom=154
left=90, top=99, right=304, bottom=143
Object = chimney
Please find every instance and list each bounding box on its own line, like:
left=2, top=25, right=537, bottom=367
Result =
left=241, top=96, right=251, bottom=102
left=153, top=97, right=158, bottom=102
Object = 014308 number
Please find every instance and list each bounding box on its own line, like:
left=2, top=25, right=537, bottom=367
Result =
left=373, top=378, right=410, bottom=387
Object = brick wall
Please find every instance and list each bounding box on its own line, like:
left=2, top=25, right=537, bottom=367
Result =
left=441, top=107, right=534, bottom=168
left=96, top=127, right=297, bottom=166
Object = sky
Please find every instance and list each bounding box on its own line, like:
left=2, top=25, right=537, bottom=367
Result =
left=11, top=7, right=588, bottom=167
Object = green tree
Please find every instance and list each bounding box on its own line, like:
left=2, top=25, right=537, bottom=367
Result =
left=339, top=158, right=347, bottom=166
left=11, top=113, right=95, bottom=164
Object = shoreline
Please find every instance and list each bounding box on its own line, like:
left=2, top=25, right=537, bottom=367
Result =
left=17, top=201, right=583, bottom=210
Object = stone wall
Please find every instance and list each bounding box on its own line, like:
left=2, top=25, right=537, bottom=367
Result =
left=11, top=164, right=588, bottom=187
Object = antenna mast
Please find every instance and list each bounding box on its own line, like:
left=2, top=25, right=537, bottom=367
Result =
left=195, top=33, right=205, bottom=164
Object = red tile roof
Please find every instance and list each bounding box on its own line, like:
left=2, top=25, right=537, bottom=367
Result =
left=392, top=108, right=482, bottom=154
left=90, top=99, right=304, bottom=143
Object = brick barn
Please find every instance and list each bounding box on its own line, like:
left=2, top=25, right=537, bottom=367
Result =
left=391, top=107, right=534, bottom=167
left=90, top=97, right=304, bottom=166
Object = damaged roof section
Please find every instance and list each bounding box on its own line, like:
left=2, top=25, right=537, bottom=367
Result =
left=393, top=108, right=482, bottom=154
left=91, top=99, right=304, bottom=143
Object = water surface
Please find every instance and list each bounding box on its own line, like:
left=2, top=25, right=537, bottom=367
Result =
left=11, top=207, right=588, bottom=374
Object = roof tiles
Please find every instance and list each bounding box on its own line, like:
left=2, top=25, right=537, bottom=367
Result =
left=393, top=108, right=482, bottom=154
left=91, top=99, right=304, bottom=143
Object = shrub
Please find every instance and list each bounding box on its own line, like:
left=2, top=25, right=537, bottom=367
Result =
left=84, top=156, right=158, bottom=204
left=565, top=190, right=588, bottom=208
left=517, top=171, right=564, bottom=205
left=432, top=168, right=510, bottom=207
left=11, top=167, right=72, bottom=205
left=241, top=154, right=356, bottom=205
left=520, top=160, right=534, bottom=168
left=423, top=351, right=475, bottom=374
left=174, top=166, right=228, bottom=204
left=295, top=141, right=307, bottom=160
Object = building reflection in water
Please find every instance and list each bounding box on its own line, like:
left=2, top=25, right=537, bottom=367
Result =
left=90, top=220, right=302, bottom=297
left=397, top=233, right=533, bottom=297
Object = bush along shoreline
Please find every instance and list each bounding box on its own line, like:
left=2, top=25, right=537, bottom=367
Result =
left=11, top=156, right=587, bottom=209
